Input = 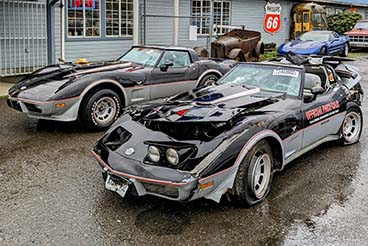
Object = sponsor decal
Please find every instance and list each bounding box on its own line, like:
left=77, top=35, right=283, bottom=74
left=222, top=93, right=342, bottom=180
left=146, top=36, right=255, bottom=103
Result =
left=70, top=0, right=95, bottom=10
left=264, top=2, right=282, bottom=34
left=305, top=100, right=340, bottom=124
left=273, top=69, right=299, bottom=77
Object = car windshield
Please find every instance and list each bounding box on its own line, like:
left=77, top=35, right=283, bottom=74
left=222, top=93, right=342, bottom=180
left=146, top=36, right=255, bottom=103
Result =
left=354, top=22, right=368, bottom=30
left=119, top=47, right=162, bottom=66
left=312, top=13, right=327, bottom=25
left=299, top=32, right=329, bottom=42
left=217, top=64, right=302, bottom=96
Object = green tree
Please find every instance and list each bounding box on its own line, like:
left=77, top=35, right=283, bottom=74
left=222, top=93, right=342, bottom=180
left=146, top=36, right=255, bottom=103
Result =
left=327, top=12, right=363, bottom=34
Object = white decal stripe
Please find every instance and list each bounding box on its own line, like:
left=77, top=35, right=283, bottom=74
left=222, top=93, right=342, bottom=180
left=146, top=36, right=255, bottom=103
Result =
left=211, top=88, right=261, bottom=104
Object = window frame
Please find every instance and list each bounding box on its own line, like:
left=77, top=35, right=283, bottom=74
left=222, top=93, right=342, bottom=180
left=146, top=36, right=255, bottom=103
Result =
left=191, top=0, right=232, bottom=36
left=67, top=0, right=102, bottom=38
left=105, top=0, right=134, bottom=37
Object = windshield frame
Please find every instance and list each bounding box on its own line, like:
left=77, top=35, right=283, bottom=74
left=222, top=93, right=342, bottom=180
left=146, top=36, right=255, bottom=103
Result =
left=354, top=21, right=368, bottom=30
left=216, top=62, right=305, bottom=98
left=298, top=31, right=330, bottom=42
left=117, top=47, right=164, bottom=67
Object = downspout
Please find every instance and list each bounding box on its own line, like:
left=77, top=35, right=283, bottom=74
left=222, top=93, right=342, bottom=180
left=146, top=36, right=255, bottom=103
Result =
left=47, top=0, right=59, bottom=64
left=208, top=0, right=214, bottom=57
left=173, top=0, right=179, bottom=46
left=60, top=0, right=65, bottom=60
left=143, top=0, right=147, bottom=45
left=133, top=0, right=139, bottom=45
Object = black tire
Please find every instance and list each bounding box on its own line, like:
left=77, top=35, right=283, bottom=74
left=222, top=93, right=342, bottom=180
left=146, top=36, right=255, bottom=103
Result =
left=231, top=140, right=274, bottom=207
left=341, top=43, right=349, bottom=57
left=80, top=89, right=122, bottom=131
left=320, top=46, right=327, bottom=55
left=197, top=74, right=220, bottom=88
left=339, top=107, right=362, bottom=145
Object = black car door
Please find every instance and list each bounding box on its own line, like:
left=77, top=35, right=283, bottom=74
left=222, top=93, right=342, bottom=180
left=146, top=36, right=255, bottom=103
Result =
left=149, top=50, right=198, bottom=99
left=301, top=84, right=346, bottom=148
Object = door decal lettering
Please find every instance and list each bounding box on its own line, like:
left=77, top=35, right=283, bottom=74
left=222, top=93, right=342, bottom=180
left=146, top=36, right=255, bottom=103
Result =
left=306, top=100, right=340, bottom=123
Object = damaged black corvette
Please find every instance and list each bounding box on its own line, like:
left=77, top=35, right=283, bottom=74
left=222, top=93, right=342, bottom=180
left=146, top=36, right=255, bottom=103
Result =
left=93, top=55, right=363, bottom=206
left=7, top=46, right=233, bottom=129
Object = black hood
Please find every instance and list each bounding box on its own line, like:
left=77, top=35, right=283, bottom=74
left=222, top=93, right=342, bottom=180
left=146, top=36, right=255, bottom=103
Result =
left=8, top=61, right=146, bottom=99
left=134, top=83, right=285, bottom=123
left=124, top=84, right=285, bottom=141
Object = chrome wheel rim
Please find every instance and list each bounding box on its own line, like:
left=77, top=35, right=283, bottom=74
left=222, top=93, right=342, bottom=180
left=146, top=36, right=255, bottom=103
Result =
left=251, top=153, right=272, bottom=199
left=203, top=76, right=217, bottom=86
left=93, top=97, right=117, bottom=125
left=343, top=111, right=361, bottom=143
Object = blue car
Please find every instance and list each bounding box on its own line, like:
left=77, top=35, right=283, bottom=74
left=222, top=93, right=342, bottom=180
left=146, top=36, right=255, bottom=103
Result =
left=278, top=31, right=350, bottom=57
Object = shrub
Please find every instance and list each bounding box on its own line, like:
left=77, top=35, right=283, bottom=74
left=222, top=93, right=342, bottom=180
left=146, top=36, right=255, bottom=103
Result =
left=327, top=11, right=363, bottom=34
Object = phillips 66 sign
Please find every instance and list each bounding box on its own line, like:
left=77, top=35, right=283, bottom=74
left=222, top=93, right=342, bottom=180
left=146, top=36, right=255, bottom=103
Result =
left=264, top=2, right=282, bottom=34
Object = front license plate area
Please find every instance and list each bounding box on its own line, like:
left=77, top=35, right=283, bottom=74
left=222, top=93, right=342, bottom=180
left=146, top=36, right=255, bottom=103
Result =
left=105, top=174, right=129, bottom=198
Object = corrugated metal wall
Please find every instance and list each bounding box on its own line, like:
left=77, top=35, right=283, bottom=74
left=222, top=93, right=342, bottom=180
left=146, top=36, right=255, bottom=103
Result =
left=0, top=0, right=47, bottom=76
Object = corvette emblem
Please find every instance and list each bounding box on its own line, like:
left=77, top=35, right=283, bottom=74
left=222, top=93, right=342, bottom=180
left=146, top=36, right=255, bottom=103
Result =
left=125, top=147, right=135, bottom=155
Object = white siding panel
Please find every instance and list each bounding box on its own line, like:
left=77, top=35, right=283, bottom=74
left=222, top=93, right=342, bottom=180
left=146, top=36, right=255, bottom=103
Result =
left=231, top=0, right=294, bottom=46
left=145, top=0, right=174, bottom=45
left=65, top=40, right=133, bottom=62
left=178, top=0, right=207, bottom=48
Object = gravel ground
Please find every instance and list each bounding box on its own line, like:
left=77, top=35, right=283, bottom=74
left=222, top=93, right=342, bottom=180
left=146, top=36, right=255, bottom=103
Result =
left=0, top=58, right=367, bottom=246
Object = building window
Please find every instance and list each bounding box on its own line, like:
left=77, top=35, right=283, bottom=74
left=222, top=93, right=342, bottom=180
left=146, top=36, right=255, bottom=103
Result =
left=192, top=0, right=231, bottom=35
left=68, top=0, right=101, bottom=37
left=106, top=0, right=133, bottom=37
left=326, top=8, right=334, bottom=17
left=335, top=8, right=343, bottom=14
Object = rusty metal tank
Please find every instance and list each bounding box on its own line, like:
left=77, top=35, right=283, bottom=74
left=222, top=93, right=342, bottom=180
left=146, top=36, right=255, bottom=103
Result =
left=210, top=29, right=264, bottom=62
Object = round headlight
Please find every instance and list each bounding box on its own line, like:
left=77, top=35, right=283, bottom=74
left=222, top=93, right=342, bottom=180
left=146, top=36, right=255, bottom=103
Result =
left=166, top=148, right=179, bottom=165
left=148, top=146, right=160, bottom=163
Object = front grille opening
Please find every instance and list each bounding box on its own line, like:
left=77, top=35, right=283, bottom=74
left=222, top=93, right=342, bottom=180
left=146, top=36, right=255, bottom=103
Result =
left=143, top=182, right=179, bottom=198
left=102, top=127, right=132, bottom=151
left=7, top=100, right=22, bottom=112
left=24, top=103, right=42, bottom=113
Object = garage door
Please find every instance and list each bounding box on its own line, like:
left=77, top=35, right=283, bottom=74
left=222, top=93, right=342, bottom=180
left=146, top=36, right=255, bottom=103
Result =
left=0, top=0, right=47, bottom=76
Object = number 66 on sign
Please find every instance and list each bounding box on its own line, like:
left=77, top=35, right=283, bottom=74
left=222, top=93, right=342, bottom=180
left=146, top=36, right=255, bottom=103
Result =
left=264, top=2, right=282, bottom=34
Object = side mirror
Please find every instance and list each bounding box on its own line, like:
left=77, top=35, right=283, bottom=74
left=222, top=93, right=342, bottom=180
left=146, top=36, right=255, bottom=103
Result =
left=159, top=61, right=174, bottom=71
left=311, top=85, right=324, bottom=95
left=303, top=86, right=324, bottom=103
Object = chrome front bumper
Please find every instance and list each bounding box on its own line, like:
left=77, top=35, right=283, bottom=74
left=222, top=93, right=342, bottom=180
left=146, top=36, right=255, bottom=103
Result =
left=7, top=96, right=82, bottom=122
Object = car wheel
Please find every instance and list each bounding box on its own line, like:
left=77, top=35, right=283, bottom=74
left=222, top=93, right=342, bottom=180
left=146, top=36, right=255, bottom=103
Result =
left=320, top=46, right=327, bottom=55
left=340, top=108, right=362, bottom=145
left=80, top=89, right=122, bottom=130
left=231, top=140, right=274, bottom=207
left=197, top=74, right=220, bottom=88
left=341, top=43, right=349, bottom=57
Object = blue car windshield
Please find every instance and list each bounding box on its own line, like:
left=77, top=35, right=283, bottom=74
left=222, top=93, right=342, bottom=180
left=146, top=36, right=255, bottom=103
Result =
left=119, top=47, right=162, bottom=66
left=299, top=32, right=330, bottom=42
left=217, top=64, right=302, bottom=96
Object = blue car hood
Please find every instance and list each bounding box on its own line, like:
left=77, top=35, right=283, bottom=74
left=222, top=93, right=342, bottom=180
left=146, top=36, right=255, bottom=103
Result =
left=281, top=40, right=324, bottom=53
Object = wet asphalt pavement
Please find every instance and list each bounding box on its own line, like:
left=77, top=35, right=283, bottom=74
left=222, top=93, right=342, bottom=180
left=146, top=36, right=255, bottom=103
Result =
left=1, top=59, right=368, bottom=246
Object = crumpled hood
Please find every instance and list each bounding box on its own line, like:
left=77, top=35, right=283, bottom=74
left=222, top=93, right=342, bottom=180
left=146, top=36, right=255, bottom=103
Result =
left=134, top=83, right=284, bottom=123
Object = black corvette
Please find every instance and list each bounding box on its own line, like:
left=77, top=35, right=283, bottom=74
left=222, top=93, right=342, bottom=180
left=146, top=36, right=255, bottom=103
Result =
left=93, top=55, right=363, bottom=206
left=7, top=46, right=233, bottom=130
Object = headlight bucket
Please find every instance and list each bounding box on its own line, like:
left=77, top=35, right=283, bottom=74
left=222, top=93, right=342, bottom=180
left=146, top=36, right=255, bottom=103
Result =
left=147, top=145, right=160, bottom=162
left=166, top=148, right=179, bottom=165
